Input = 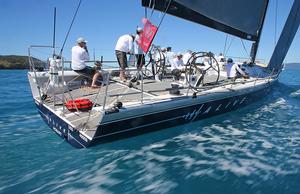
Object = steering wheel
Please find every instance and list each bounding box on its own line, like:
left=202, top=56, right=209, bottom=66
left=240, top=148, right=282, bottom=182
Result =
left=142, top=45, right=166, bottom=79
left=185, top=52, right=220, bottom=89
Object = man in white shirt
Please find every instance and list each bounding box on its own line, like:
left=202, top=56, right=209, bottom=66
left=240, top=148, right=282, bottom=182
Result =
left=165, top=47, right=176, bottom=67
left=217, top=53, right=226, bottom=70
left=171, top=52, right=185, bottom=80
left=72, top=37, right=101, bottom=88
left=182, top=50, right=193, bottom=65
left=217, top=53, right=225, bottom=63
left=134, top=27, right=145, bottom=70
left=226, top=58, right=249, bottom=80
left=115, top=34, right=135, bottom=81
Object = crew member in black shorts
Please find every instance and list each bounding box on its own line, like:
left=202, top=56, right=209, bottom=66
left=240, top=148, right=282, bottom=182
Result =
left=115, top=34, right=135, bottom=81
left=71, top=37, right=101, bottom=88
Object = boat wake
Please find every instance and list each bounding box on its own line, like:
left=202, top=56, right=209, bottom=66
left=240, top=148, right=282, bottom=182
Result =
left=1, top=69, right=300, bottom=193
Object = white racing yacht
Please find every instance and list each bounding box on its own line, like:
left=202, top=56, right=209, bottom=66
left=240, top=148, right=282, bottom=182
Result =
left=27, top=0, right=300, bottom=148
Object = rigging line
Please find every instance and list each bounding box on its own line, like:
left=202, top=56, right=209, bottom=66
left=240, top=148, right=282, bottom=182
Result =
left=157, top=0, right=172, bottom=29
left=223, top=34, right=228, bottom=56
left=93, top=48, right=95, bottom=61
left=145, top=7, right=148, bottom=18
left=148, top=0, right=153, bottom=9
left=150, top=0, right=156, bottom=19
left=225, top=37, right=235, bottom=56
left=240, top=39, right=249, bottom=57
left=59, top=0, right=82, bottom=57
left=142, top=0, right=172, bottom=59
left=274, top=0, right=278, bottom=46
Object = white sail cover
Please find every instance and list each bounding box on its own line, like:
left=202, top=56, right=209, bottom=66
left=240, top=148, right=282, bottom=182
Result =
left=142, top=0, right=269, bottom=41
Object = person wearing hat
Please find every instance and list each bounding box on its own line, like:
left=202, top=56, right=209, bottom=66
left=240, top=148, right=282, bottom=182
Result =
left=225, top=58, right=249, bottom=80
left=115, top=34, right=135, bottom=81
left=170, top=52, right=185, bottom=80
left=134, top=27, right=145, bottom=70
left=165, top=47, right=176, bottom=66
left=217, top=53, right=225, bottom=63
left=72, top=37, right=101, bottom=88
left=217, top=53, right=226, bottom=70
left=182, top=49, right=193, bottom=65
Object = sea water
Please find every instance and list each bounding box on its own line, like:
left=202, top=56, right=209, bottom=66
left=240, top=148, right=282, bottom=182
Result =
left=0, top=68, right=299, bottom=194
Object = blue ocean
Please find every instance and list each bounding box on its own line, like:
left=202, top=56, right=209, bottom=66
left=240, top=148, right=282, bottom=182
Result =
left=0, top=67, right=300, bottom=194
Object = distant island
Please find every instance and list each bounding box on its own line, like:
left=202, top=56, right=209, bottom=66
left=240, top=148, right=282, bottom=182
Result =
left=0, top=55, right=44, bottom=69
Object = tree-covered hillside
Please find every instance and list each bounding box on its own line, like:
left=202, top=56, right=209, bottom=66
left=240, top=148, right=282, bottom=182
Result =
left=0, top=55, right=45, bottom=69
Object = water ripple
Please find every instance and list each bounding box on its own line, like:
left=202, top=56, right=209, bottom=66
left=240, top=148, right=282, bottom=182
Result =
left=1, top=70, right=300, bottom=194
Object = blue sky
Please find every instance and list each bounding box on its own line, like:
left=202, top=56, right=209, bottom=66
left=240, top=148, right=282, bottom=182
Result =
left=0, top=0, right=299, bottom=63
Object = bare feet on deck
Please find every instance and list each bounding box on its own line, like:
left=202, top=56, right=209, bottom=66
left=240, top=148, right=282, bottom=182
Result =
left=120, top=77, right=127, bottom=82
left=91, top=85, right=101, bottom=89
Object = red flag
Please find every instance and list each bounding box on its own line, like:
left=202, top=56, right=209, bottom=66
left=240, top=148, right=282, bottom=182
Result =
left=138, top=18, right=158, bottom=53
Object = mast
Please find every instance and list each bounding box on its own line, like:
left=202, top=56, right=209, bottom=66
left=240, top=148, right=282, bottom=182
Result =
left=52, top=7, right=57, bottom=57
left=268, top=0, right=300, bottom=72
left=250, top=0, right=269, bottom=64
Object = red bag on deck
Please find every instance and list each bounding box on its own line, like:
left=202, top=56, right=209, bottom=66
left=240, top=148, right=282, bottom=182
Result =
left=65, top=98, right=93, bottom=112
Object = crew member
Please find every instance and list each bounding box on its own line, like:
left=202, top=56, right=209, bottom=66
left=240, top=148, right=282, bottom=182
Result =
left=226, top=58, right=249, bottom=80
left=217, top=53, right=225, bottom=63
left=165, top=47, right=176, bottom=67
left=72, top=37, right=101, bottom=88
left=217, top=53, right=226, bottom=70
left=171, top=52, right=185, bottom=80
left=182, top=50, right=193, bottom=65
left=134, top=27, right=145, bottom=70
left=115, top=34, right=135, bottom=81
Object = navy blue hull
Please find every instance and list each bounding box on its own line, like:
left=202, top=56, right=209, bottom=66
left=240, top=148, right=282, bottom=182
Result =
left=90, top=84, right=272, bottom=146
left=36, top=103, right=91, bottom=148
left=36, top=82, right=273, bottom=148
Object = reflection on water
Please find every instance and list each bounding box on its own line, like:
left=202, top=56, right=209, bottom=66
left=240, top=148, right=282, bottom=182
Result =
left=0, top=70, right=300, bottom=194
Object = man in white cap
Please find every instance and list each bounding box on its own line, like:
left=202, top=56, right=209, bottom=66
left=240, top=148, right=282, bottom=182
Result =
left=165, top=47, right=176, bottom=67
left=115, top=34, right=135, bottom=81
left=72, top=37, right=101, bottom=88
left=134, top=27, right=145, bottom=70
left=217, top=53, right=226, bottom=70
left=171, top=52, right=185, bottom=80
